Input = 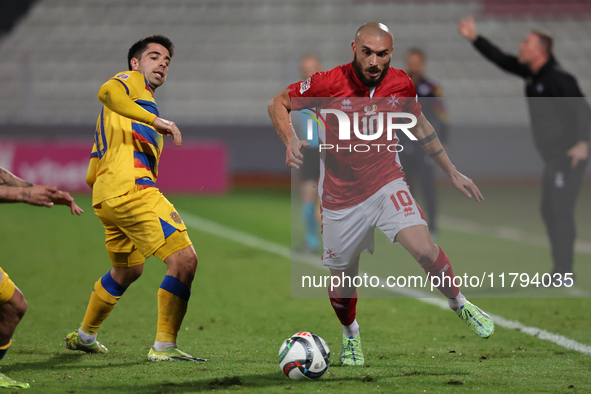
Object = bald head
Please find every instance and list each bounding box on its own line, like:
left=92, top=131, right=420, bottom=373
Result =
left=355, top=22, right=393, bottom=47
left=351, top=22, right=394, bottom=87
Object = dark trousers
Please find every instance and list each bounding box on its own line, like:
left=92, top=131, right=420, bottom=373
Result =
left=399, top=147, right=438, bottom=232
left=540, top=157, right=587, bottom=274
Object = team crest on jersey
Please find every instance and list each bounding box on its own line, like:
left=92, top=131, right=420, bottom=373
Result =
left=116, top=73, right=130, bottom=81
left=170, top=212, right=183, bottom=224
left=300, top=77, right=311, bottom=94
left=387, top=93, right=401, bottom=109
left=364, top=104, right=377, bottom=115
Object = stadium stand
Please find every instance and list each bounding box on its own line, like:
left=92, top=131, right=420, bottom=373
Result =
left=0, top=0, right=589, bottom=180
left=0, top=0, right=590, bottom=127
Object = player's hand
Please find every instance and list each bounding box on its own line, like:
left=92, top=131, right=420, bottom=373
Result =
left=287, top=139, right=310, bottom=169
left=458, top=16, right=478, bottom=42
left=152, top=117, right=182, bottom=147
left=50, top=190, right=84, bottom=215
left=450, top=169, right=484, bottom=202
left=566, top=140, right=589, bottom=169
left=24, top=185, right=57, bottom=207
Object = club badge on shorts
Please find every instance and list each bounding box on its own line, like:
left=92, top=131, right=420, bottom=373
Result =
left=170, top=212, right=183, bottom=224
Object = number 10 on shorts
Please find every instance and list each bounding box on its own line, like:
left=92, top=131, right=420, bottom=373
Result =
left=390, top=190, right=412, bottom=211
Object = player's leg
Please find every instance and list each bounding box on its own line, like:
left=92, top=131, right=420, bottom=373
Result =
left=378, top=179, right=493, bottom=338
left=65, top=199, right=146, bottom=354
left=0, top=270, right=29, bottom=389
left=300, top=148, right=321, bottom=252
left=328, top=256, right=365, bottom=366
left=148, top=237, right=206, bottom=362
left=65, top=252, right=144, bottom=354
left=322, top=203, right=374, bottom=366
left=301, top=179, right=320, bottom=252
left=396, top=225, right=494, bottom=338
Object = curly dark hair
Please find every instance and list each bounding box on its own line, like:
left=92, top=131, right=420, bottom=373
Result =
left=127, top=35, right=175, bottom=70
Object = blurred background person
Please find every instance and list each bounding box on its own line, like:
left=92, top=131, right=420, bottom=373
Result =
left=399, top=48, right=449, bottom=240
left=458, top=16, right=591, bottom=283
left=293, top=55, right=323, bottom=253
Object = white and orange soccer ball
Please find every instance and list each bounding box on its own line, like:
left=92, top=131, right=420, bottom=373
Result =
left=278, top=332, right=330, bottom=380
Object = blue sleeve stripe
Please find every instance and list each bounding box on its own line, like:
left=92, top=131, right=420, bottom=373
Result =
left=132, top=122, right=159, bottom=146
left=135, top=100, right=160, bottom=117
left=101, top=271, right=128, bottom=297
left=135, top=177, right=156, bottom=187
left=133, top=151, right=156, bottom=175
left=159, top=218, right=177, bottom=239
left=160, top=275, right=191, bottom=301
left=110, top=78, right=130, bottom=95
left=95, top=108, right=108, bottom=159
left=90, top=152, right=98, bottom=158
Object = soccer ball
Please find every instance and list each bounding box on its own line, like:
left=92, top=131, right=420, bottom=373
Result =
left=278, top=332, right=330, bottom=380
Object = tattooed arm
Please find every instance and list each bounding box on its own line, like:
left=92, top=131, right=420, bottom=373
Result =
left=0, top=167, right=83, bottom=214
left=409, top=113, right=484, bottom=202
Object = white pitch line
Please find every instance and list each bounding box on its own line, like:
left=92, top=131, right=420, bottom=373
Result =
left=179, top=210, right=591, bottom=356
left=440, top=215, right=591, bottom=254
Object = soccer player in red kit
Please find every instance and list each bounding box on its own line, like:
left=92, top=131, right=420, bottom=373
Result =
left=269, top=22, right=495, bottom=366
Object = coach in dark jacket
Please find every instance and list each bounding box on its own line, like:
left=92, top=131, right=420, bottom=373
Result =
left=458, top=16, right=591, bottom=282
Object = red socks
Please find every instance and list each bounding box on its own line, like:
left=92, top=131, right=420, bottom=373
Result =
left=421, top=245, right=460, bottom=299
left=328, top=288, right=358, bottom=326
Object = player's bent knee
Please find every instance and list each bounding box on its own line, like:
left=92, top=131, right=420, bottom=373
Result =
left=111, top=264, right=144, bottom=286
left=165, top=245, right=197, bottom=284
left=180, top=247, right=198, bottom=279
left=12, top=289, right=27, bottom=320
left=413, top=243, right=438, bottom=265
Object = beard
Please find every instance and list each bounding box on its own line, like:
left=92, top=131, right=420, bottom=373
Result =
left=352, top=53, right=390, bottom=88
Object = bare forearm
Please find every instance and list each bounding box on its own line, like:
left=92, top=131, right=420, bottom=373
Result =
left=0, top=185, right=32, bottom=203
left=0, top=167, right=32, bottom=188
left=268, top=89, right=296, bottom=147
left=411, top=114, right=456, bottom=176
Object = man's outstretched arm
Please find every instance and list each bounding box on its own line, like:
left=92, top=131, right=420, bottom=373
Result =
left=0, top=167, right=83, bottom=215
left=409, top=113, right=484, bottom=202
left=97, top=79, right=182, bottom=146
left=458, top=16, right=529, bottom=78
left=268, top=88, right=309, bottom=169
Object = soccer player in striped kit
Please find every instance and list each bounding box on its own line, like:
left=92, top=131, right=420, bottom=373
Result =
left=64, top=35, right=206, bottom=362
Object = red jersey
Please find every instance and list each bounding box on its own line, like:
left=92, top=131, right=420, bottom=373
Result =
left=288, top=62, right=422, bottom=210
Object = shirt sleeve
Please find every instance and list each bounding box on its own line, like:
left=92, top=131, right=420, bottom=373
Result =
left=287, top=72, right=329, bottom=110
left=97, top=71, right=157, bottom=125
left=473, top=36, right=531, bottom=78
left=555, top=73, right=591, bottom=142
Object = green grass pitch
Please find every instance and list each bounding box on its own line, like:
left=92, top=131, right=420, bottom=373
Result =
left=0, top=186, right=590, bottom=393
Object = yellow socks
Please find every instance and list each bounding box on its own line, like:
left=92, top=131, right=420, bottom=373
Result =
left=80, top=271, right=128, bottom=336
left=155, top=275, right=190, bottom=344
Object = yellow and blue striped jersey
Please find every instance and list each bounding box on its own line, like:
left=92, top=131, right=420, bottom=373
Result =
left=86, top=71, right=163, bottom=207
